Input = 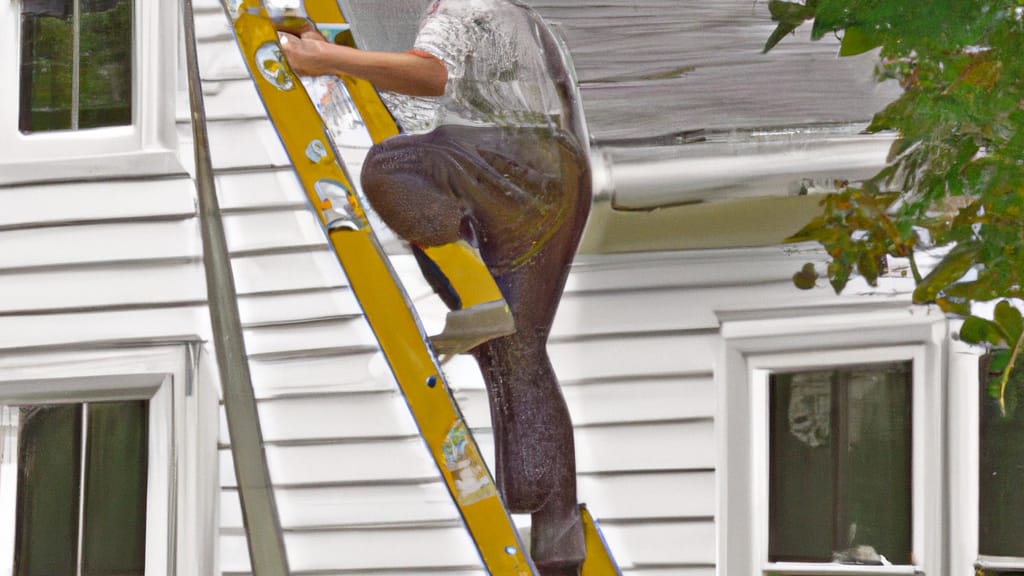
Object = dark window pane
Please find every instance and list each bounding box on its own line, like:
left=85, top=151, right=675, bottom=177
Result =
left=769, top=363, right=913, bottom=565
left=19, top=10, right=74, bottom=132
left=840, top=367, right=913, bottom=564
left=769, top=371, right=835, bottom=561
left=14, top=405, right=82, bottom=576
left=78, top=0, right=133, bottom=129
left=81, top=400, right=149, bottom=576
left=19, top=0, right=132, bottom=133
left=979, top=355, right=1024, bottom=557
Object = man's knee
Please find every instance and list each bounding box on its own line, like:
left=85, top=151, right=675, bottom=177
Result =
left=360, top=142, right=396, bottom=197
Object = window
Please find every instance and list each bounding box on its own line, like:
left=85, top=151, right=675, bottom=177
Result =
left=0, top=379, right=164, bottom=576
left=977, top=352, right=1024, bottom=572
left=0, top=0, right=179, bottom=185
left=19, top=0, right=133, bottom=133
left=718, top=308, right=948, bottom=576
left=0, top=344, right=218, bottom=575
left=769, top=363, right=912, bottom=565
left=0, top=401, right=148, bottom=575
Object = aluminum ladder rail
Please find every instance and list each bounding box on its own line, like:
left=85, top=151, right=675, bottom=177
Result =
left=181, top=0, right=291, bottom=574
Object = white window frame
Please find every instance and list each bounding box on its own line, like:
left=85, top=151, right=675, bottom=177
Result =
left=947, top=333, right=1024, bottom=575
left=0, top=0, right=182, bottom=185
left=717, top=306, right=948, bottom=576
left=0, top=343, right=217, bottom=576
left=0, top=374, right=170, bottom=576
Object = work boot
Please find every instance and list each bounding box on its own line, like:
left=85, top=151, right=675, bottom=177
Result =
left=421, top=240, right=516, bottom=361
left=430, top=299, right=516, bottom=361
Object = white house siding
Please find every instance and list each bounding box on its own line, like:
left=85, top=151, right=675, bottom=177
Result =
left=0, top=176, right=208, bottom=349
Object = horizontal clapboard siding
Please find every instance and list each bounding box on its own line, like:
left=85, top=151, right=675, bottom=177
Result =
left=0, top=173, right=205, bottom=348
left=0, top=178, right=196, bottom=231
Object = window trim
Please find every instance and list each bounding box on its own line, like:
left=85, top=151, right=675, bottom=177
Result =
left=754, top=347, right=924, bottom=572
left=946, top=335, right=1024, bottom=574
left=948, top=336, right=981, bottom=574
left=0, top=373, right=170, bottom=575
left=717, top=306, right=948, bottom=576
left=0, top=0, right=182, bottom=186
left=0, top=343, right=217, bottom=576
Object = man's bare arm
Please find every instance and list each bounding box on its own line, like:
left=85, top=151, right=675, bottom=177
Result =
left=278, top=32, right=447, bottom=97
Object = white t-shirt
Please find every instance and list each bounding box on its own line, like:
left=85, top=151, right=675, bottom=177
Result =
left=380, top=0, right=562, bottom=134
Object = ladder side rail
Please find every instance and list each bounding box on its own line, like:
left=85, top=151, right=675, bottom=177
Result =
left=182, top=0, right=290, bottom=573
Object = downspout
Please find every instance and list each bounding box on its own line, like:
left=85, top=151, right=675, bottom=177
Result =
left=179, top=1, right=290, bottom=574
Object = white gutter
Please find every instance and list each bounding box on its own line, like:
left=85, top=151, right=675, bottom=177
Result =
left=580, top=129, right=896, bottom=253
left=595, top=129, right=895, bottom=210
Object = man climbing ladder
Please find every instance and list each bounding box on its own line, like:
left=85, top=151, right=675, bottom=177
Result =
left=278, top=2, right=592, bottom=572
left=223, top=0, right=615, bottom=573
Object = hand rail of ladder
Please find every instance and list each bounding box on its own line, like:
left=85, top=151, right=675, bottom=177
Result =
left=181, top=0, right=291, bottom=573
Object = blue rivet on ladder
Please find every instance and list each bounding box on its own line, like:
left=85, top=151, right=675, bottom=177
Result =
left=505, top=546, right=517, bottom=556
left=426, top=375, right=438, bottom=388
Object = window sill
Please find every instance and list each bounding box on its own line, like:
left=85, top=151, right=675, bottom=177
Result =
left=0, top=149, right=186, bottom=187
left=977, top=556, right=1024, bottom=572
left=767, top=562, right=920, bottom=575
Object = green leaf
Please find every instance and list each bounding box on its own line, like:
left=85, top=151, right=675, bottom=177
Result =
left=994, top=300, right=1024, bottom=343
left=786, top=213, right=827, bottom=243
left=935, top=296, right=971, bottom=316
left=792, top=262, right=819, bottom=290
left=839, top=26, right=882, bottom=57
left=763, top=0, right=817, bottom=53
left=828, top=258, right=853, bottom=293
left=944, top=280, right=1004, bottom=303
left=886, top=138, right=913, bottom=163
left=959, top=315, right=1007, bottom=346
left=857, top=251, right=880, bottom=286
left=987, top=374, right=1003, bottom=400
left=912, top=242, right=981, bottom=304
left=764, top=21, right=800, bottom=53
left=989, top=348, right=1011, bottom=373
left=767, top=0, right=816, bottom=22
left=960, top=56, right=1002, bottom=90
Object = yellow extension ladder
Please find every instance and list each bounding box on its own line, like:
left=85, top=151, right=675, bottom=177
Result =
left=222, top=1, right=620, bottom=573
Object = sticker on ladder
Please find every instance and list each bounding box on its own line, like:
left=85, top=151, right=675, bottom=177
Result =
left=301, top=75, right=371, bottom=147
left=314, top=179, right=361, bottom=230
left=442, top=422, right=496, bottom=506
left=255, top=43, right=294, bottom=91
left=305, top=139, right=328, bottom=164
left=225, top=0, right=245, bottom=20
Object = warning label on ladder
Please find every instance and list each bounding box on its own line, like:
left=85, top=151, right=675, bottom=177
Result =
left=442, top=422, right=497, bottom=506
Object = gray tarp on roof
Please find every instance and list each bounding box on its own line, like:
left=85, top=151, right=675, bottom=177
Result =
left=342, top=0, right=899, bottom=143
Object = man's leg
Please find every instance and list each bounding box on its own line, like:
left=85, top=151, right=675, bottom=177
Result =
left=458, top=128, right=592, bottom=573
left=361, top=132, right=514, bottom=357
left=362, top=126, right=592, bottom=573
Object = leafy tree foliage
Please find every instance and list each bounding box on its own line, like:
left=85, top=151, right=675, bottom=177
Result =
left=765, top=0, right=1024, bottom=413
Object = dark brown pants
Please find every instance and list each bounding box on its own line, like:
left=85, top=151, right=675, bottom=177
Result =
left=362, top=124, right=592, bottom=572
